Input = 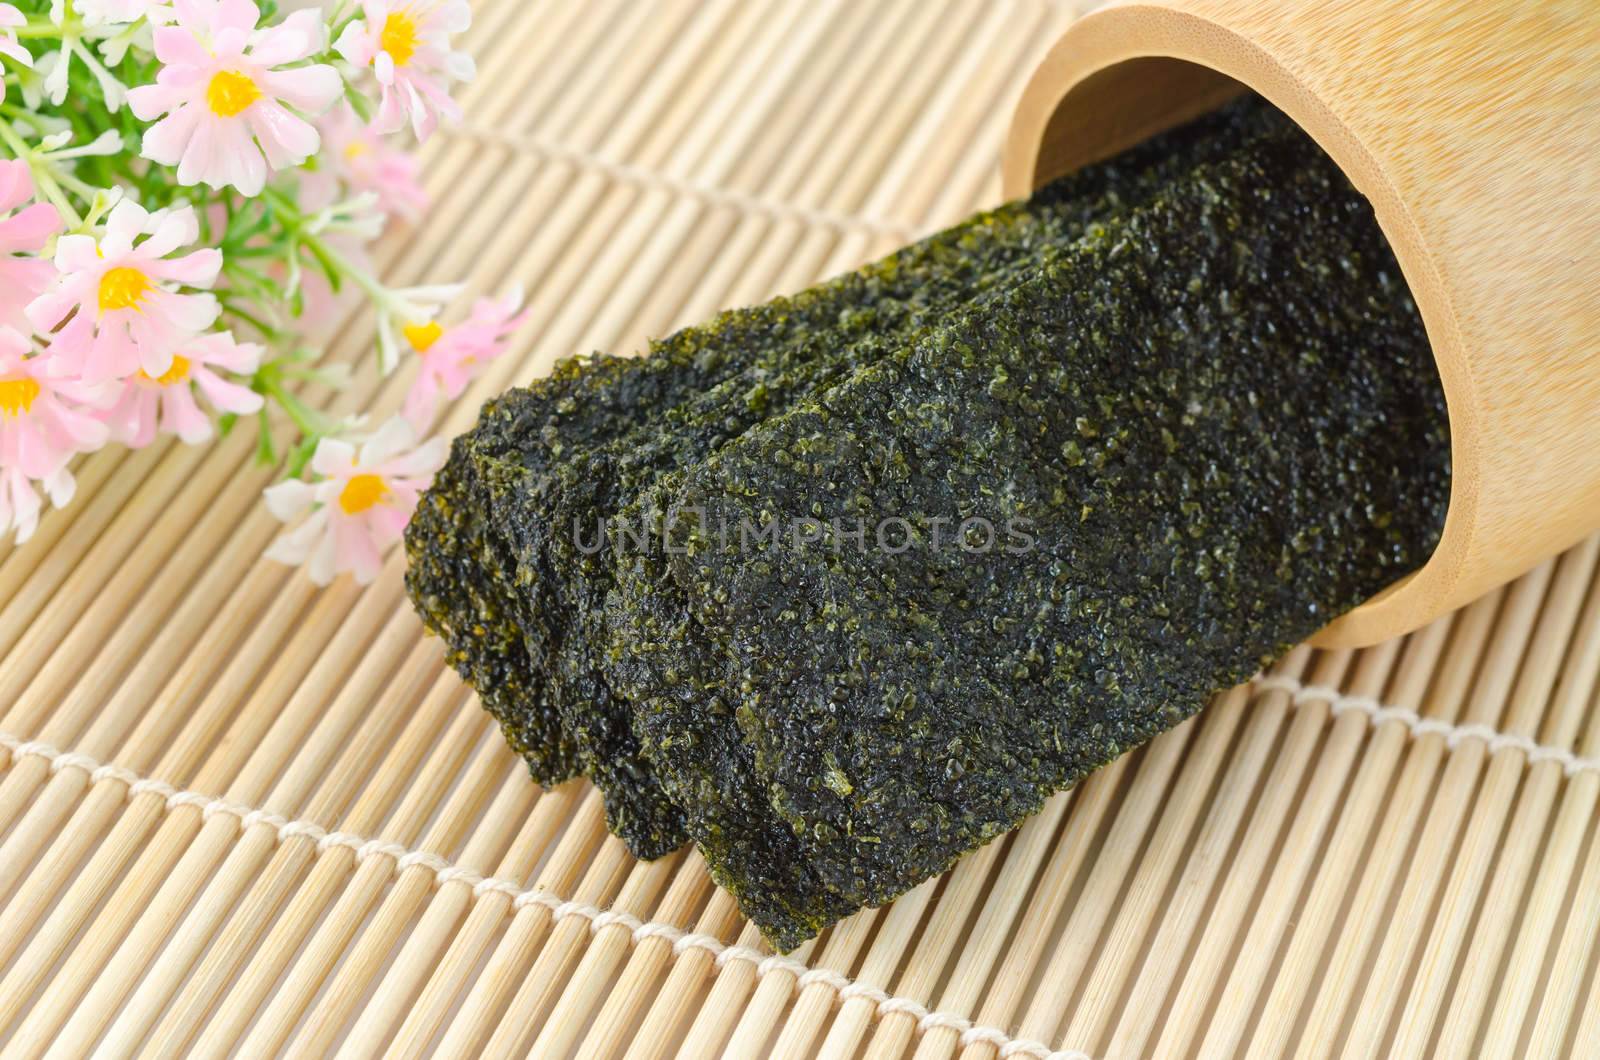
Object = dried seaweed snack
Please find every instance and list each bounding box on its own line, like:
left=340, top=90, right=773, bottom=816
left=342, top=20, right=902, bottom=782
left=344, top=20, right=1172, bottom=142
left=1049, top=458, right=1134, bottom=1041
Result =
left=410, top=337, right=766, bottom=783
left=412, top=213, right=1054, bottom=801
left=648, top=112, right=1448, bottom=947
left=532, top=199, right=1127, bottom=855
left=411, top=100, right=1279, bottom=807
left=515, top=101, right=1291, bottom=860
left=605, top=98, right=1333, bottom=940
left=406, top=354, right=643, bottom=781
left=410, top=302, right=887, bottom=790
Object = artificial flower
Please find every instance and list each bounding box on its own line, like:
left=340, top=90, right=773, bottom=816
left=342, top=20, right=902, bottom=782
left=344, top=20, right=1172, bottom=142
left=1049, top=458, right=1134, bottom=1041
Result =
left=0, top=328, right=111, bottom=543
left=102, top=329, right=263, bottom=447
left=77, top=0, right=172, bottom=25
left=0, top=2, right=29, bottom=105
left=374, top=281, right=462, bottom=374
left=335, top=0, right=473, bottom=141
left=308, top=103, right=427, bottom=218
left=30, top=48, right=70, bottom=107
left=401, top=287, right=524, bottom=429
left=20, top=12, right=129, bottom=107
left=0, top=3, right=28, bottom=72
left=28, top=199, right=222, bottom=384
left=0, top=0, right=475, bottom=549
left=0, top=161, right=61, bottom=324
left=128, top=0, right=342, bottom=195
left=264, top=415, right=445, bottom=584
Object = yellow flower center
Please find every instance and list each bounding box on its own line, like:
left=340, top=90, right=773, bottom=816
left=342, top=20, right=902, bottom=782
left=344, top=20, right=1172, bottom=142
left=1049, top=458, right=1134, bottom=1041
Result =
left=0, top=377, right=41, bottom=418
left=98, top=266, right=152, bottom=313
left=338, top=473, right=389, bottom=515
left=403, top=319, right=444, bottom=353
left=137, top=355, right=191, bottom=387
left=206, top=70, right=262, bottom=117
left=344, top=139, right=372, bottom=161
left=380, top=10, right=420, bottom=66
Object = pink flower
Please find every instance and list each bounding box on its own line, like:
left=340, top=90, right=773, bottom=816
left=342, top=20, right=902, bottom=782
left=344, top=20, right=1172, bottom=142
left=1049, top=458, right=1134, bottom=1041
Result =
left=0, top=161, right=60, bottom=325
left=401, top=288, right=524, bottom=430
left=264, top=416, right=445, bottom=584
left=335, top=0, right=473, bottom=141
left=0, top=3, right=30, bottom=103
left=28, top=200, right=222, bottom=385
left=103, top=330, right=264, bottom=447
left=309, top=103, right=427, bottom=218
left=128, top=0, right=342, bottom=196
left=0, top=328, right=111, bottom=543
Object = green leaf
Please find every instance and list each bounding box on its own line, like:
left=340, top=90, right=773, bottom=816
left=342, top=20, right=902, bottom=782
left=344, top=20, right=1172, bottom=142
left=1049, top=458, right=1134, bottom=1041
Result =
left=344, top=81, right=375, bottom=124
left=286, top=435, right=320, bottom=479
left=254, top=410, right=278, bottom=467
left=303, top=237, right=343, bottom=294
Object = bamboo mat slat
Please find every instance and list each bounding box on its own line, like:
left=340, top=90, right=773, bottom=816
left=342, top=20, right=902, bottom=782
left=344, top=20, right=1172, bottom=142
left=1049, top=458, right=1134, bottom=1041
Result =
left=1, top=1, right=1598, bottom=1056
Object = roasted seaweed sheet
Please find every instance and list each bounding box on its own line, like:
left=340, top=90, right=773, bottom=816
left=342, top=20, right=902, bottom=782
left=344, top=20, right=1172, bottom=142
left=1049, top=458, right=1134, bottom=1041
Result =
left=625, top=121, right=1447, bottom=944
left=494, top=104, right=1293, bottom=859
left=405, top=97, right=1448, bottom=949
left=408, top=102, right=1277, bottom=853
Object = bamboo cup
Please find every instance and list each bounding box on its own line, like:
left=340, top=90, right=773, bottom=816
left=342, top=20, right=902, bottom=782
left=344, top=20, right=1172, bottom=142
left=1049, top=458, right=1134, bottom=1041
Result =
left=1002, top=0, right=1600, bottom=647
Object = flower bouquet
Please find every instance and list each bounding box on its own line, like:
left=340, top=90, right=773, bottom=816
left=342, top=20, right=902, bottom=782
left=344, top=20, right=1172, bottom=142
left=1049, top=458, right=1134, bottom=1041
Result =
left=0, top=0, right=523, bottom=582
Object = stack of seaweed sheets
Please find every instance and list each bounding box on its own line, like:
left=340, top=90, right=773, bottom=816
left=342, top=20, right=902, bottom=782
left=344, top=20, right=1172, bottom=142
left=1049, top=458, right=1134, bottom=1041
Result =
left=405, top=97, right=1450, bottom=951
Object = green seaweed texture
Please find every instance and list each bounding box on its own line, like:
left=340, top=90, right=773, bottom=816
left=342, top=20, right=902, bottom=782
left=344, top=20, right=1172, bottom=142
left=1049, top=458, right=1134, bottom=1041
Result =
left=404, top=97, right=1449, bottom=950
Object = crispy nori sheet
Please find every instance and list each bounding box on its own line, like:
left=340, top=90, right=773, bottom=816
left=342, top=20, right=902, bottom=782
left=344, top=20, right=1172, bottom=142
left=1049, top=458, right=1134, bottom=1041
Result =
left=406, top=353, right=654, bottom=782
left=406, top=96, right=1449, bottom=949
left=633, top=111, right=1447, bottom=948
left=412, top=102, right=1274, bottom=843
left=602, top=103, right=1297, bottom=930
left=491, top=103, right=1284, bottom=859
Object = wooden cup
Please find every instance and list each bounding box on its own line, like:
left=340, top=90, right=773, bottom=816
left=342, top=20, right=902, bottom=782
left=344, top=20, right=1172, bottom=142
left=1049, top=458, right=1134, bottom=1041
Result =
left=1002, top=0, right=1600, bottom=646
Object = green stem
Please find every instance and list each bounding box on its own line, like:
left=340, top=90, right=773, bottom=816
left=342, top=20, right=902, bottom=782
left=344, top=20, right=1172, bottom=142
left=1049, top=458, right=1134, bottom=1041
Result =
left=11, top=18, right=82, bottom=39
left=262, top=183, right=396, bottom=309
left=0, top=111, right=32, bottom=159
left=218, top=300, right=282, bottom=342
left=50, top=165, right=97, bottom=200
left=256, top=369, right=326, bottom=440
left=0, top=102, right=50, bottom=128
left=0, top=112, right=83, bottom=227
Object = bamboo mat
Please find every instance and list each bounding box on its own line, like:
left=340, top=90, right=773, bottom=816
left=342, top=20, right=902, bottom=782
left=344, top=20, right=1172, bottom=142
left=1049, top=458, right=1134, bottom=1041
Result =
left=1, top=0, right=1598, bottom=1056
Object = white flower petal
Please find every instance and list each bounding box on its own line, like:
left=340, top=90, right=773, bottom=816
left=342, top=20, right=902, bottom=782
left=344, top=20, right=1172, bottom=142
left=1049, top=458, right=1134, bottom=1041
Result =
left=333, top=19, right=368, bottom=66
left=42, top=466, right=75, bottom=508
left=310, top=436, right=357, bottom=477
left=359, top=415, right=416, bottom=465
left=104, top=198, right=151, bottom=244
left=263, top=477, right=315, bottom=521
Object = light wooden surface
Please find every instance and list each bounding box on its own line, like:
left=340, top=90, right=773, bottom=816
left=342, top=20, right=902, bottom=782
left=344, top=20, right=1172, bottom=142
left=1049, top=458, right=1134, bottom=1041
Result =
left=1002, top=0, right=1600, bottom=647
left=1, top=1, right=1598, bottom=1056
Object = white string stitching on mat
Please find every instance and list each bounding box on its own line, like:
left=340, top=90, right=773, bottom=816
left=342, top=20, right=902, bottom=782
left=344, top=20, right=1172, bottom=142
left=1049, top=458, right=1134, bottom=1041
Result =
left=1248, top=675, right=1600, bottom=774
left=3, top=671, right=1598, bottom=1057
left=445, top=123, right=928, bottom=243
left=0, top=730, right=1089, bottom=1060
left=2, top=673, right=1595, bottom=1057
